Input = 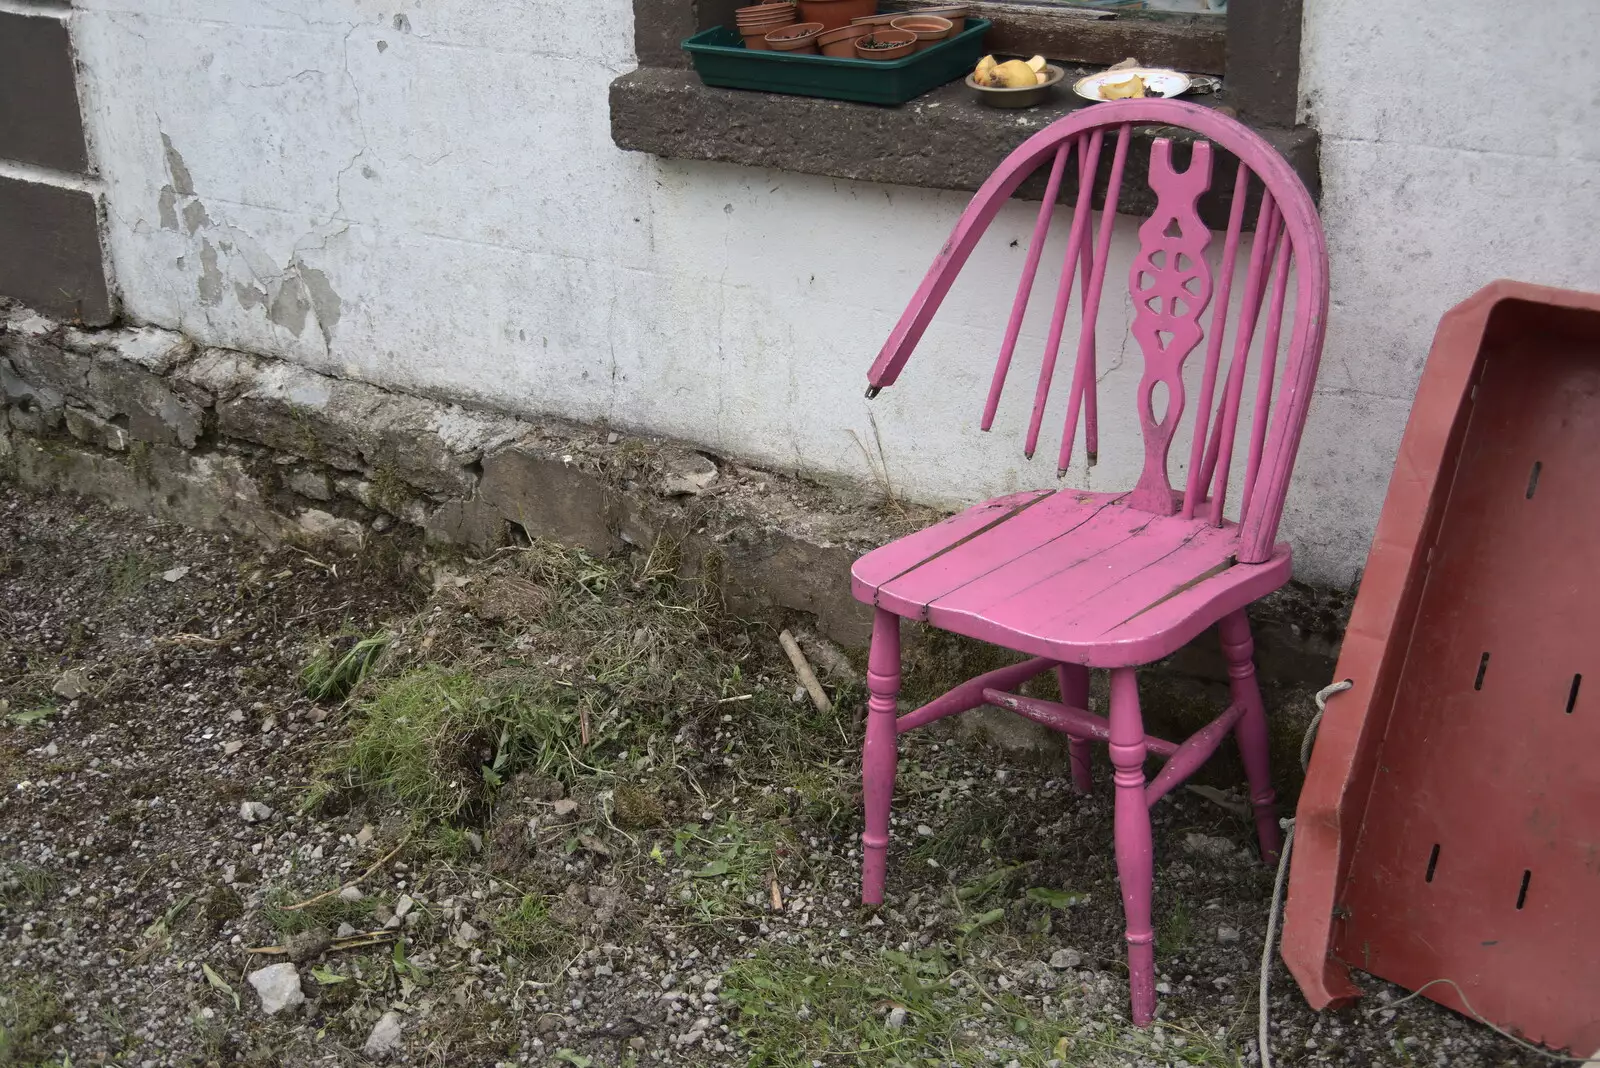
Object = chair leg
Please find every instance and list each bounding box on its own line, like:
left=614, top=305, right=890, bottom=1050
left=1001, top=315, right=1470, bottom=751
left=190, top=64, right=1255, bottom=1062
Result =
left=1055, top=663, right=1094, bottom=795
left=861, top=607, right=902, bottom=905
left=1219, top=609, right=1282, bottom=863
left=1109, top=667, right=1157, bottom=1026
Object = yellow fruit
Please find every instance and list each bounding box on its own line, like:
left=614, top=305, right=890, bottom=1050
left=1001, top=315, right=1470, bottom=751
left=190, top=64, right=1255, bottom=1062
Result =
left=1036, top=69, right=1049, bottom=85
left=975, top=54, right=998, bottom=81
left=1026, top=54, right=1046, bottom=72
left=993, top=59, right=1038, bottom=88
left=1099, top=73, right=1146, bottom=99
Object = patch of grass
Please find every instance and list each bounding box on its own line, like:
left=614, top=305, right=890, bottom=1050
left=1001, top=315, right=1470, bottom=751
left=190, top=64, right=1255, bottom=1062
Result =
left=1158, top=894, right=1195, bottom=953
left=301, top=630, right=390, bottom=701
left=491, top=894, right=576, bottom=961
left=724, top=944, right=1070, bottom=1068
left=105, top=548, right=159, bottom=599
left=262, top=887, right=378, bottom=937
left=0, top=863, right=59, bottom=909
left=0, top=979, right=68, bottom=1066
left=667, top=818, right=791, bottom=924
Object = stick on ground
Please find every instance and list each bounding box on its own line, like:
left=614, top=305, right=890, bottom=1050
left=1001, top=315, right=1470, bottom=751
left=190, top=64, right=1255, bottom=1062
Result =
left=779, top=630, right=832, bottom=714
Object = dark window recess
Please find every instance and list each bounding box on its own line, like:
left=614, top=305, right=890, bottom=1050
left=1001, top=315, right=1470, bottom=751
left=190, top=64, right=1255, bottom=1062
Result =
left=0, top=12, right=90, bottom=174
left=0, top=175, right=112, bottom=326
left=618, top=0, right=1311, bottom=204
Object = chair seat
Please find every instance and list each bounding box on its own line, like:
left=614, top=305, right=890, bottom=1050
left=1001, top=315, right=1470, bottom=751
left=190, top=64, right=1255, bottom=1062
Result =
left=852, top=489, right=1292, bottom=668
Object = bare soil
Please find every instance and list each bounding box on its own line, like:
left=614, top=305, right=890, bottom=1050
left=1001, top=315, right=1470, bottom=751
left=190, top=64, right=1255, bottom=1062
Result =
left=0, top=485, right=1551, bottom=1067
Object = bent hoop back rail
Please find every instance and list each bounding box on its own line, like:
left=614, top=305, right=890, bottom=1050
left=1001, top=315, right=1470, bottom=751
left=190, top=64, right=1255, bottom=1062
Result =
left=865, top=99, right=1329, bottom=566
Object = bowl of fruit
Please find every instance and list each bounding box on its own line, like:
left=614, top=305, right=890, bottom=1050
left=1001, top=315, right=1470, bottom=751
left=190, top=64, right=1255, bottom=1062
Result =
left=965, top=54, right=1063, bottom=108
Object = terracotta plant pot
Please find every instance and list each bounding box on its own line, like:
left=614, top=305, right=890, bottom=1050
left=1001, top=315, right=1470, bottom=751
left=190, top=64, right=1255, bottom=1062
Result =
left=795, top=0, right=876, bottom=30
left=816, top=23, right=872, bottom=56
left=737, top=3, right=797, bottom=48
left=850, top=12, right=899, bottom=28
left=890, top=14, right=952, bottom=50
left=764, top=21, right=824, bottom=52
left=910, top=4, right=967, bottom=30
left=854, top=27, right=915, bottom=59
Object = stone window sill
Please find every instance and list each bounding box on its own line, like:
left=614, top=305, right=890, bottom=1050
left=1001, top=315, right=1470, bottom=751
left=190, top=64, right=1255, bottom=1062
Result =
left=609, top=66, right=1318, bottom=221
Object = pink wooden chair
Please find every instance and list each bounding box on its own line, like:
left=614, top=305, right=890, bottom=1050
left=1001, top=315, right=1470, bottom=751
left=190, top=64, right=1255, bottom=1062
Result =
left=852, top=99, right=1328, bottom=1026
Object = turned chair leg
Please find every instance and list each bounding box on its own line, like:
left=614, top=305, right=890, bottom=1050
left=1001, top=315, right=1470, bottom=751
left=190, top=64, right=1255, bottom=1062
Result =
left=1219, top=609, right=1282, bottom=862
left=1056, top=663, right=1094, bottom=795
left=1109, top=667, right=1157, bottom=1026
left=861, top=607, right=902, bottom=905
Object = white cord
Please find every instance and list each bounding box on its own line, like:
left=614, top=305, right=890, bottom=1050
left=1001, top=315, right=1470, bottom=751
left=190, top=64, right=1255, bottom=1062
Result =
left=1257, top=679, right=1593, bottom=1067
left=1258, top=678, right=1350, bottom=1068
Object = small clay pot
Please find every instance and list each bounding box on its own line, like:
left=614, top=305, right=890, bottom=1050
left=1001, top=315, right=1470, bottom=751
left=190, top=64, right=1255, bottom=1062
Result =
left=890, top=14, right=952, bottom=49
left=735, top=1, right=797, bottom=19
left=849, top=12, right=899, bottom=28
left=738, top=6, right=796, bottom=47
left=854, top=27, right=915, bottom=59
left=910, top=4, right=967, bottom=30
left=764, top=20, right=825, bottom=52
left=816, top=23, right=872, bottom=56
left=795, top=0, right=876, bottom=30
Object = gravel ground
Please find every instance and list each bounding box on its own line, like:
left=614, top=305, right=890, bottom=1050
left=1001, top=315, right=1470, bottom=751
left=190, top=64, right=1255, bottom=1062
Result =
left=0, top=484, right=1557, bottom=1067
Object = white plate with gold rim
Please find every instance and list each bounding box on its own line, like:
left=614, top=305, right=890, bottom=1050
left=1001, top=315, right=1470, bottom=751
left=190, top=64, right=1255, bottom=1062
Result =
left=1072, top=67, right=1191, bottom=102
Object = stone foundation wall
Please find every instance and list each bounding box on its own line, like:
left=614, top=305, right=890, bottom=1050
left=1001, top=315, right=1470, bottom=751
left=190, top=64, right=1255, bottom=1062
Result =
left=0, top=304, right=1352, bottom=756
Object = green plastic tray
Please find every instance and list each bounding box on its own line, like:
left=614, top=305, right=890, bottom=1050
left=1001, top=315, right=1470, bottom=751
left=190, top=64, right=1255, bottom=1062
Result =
left=682, top=19, right=992, bottom=106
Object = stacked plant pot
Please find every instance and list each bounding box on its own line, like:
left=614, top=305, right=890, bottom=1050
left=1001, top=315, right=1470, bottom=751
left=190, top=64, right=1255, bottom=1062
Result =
left=736, top=1, right=798, bottom=49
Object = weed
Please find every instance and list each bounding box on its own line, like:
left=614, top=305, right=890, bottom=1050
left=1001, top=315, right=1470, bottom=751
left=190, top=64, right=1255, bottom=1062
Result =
left=1159, top=894, right=1195, bottom=952
left=369, top=463, right=412, bottom=514
left=0, top=863, right=59, bottom=909
left=105, top=549, right=158, bottom=599
left=4, top=705, right=53, bottom=728
left=491, top=894, right=575, bottom=962
left=301, top=630, right=390, bottom=701
left=262, top=887, right=377, bottom=937
left=668, top=818, right=791, bottom=924
left=723, top=944, right=1073, bottom=1068
left=0, top=979, right=68, bottom=1065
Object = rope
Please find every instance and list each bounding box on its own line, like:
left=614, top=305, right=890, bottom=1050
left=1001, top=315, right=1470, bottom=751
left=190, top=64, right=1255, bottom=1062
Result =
left=1257, top=679, right=1593, bottom=1066
left=1258, top=678, right=1349, bottom=1068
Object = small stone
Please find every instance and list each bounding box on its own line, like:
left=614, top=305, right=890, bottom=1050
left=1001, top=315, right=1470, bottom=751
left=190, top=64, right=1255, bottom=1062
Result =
left=364, top=1010, right=404, bottom=1057
left=338, top=886, right=364, bottom=903
left=1156, top=980, right=1173, bottom=994
left=394, top=894, right=416, bottom=919
left=52, top=669, right=88, bottom=699
left=247, top=962, right=304, bottom=1015
left=260, top=715, right=277, bottom=734
left=222, top=740, right=244, bottom=756
left=661, top=453, right=719, bottom=496
left=41, top=741, right=59, bottom=758
left=607, top=431, right=621, bottom=445
left=886, top=1006, right=907, bottom=1031
left=239, top=801, right=273, bottom=823
left=454, top=921, right=481, bottom=946
left=550, top=799, right=580, bottom=818
left=228, top=709, right=246, bottom=724
left=915, top=824, right=934, bottom=837
left=1217, top=926, right=1241, bottom=944
left=371, top=513, right=394, bottom=533
left=336, top=922, right=357, bottom=938
left=286, top=927, right=333, bottom=963
left=355, top=824, right=375, bottom=848
left=162, top=565, right=191, bottom=583
left=1183, top=833, right=1237, bottom=860
left=1049, top=949, right=1082, bottom=970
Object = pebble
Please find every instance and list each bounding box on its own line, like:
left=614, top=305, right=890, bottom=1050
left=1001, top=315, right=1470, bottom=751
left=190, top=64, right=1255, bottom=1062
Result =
left=394, top=893, right=416, bottom=919
left=454, top=921, right=482, bottom=946
left=52, top=669, right=88, bottom=699
left=222, top=741, right=244, bottom=756
left=336, top=922, right=357, bottom=938
left=1217, top=926, right=1241, bottom=943
left=364, top=1011, right=404, bottom=1057
left=1049, top=948, right=1082, bottom=970
left=246, top=962, right=304, bottom=1015
left=239, top=801, right=273, bottom=823
left=161, top=565, right=191, bottom=582
left=886, top=1006, right=907, bottom=1031
left=355, top=825, right=375, bottom=848
left=338, top=885, right=364, bottom=903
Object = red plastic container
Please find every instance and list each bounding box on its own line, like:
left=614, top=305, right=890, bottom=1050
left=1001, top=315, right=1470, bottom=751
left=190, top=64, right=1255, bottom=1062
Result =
left=1284, top=280, right=1600, bottom=1056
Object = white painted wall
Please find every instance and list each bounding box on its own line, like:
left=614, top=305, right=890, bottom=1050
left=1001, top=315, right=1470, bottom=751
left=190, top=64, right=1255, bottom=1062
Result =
left=65, top=0, right=1600, bottom=586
